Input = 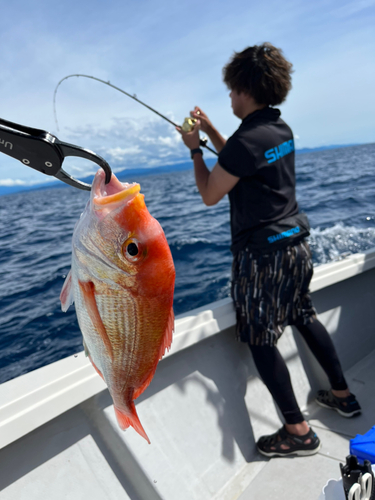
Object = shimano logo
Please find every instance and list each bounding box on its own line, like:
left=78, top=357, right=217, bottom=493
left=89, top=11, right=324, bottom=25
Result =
left=264, top=139, right=294, bottom=164
left=0, top=138, right=13, bottom=150
left=268, top=226, right=300, bottom=244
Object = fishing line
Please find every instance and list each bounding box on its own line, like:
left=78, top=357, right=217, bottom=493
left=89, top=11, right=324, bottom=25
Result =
left=53, top=74, right=218, bottom=155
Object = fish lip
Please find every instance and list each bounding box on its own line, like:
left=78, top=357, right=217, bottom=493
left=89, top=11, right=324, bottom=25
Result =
left=92, top=169, right=140, bottom=206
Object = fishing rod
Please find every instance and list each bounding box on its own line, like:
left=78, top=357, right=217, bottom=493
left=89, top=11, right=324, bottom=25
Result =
left=53, top=74, right=218, bottom=156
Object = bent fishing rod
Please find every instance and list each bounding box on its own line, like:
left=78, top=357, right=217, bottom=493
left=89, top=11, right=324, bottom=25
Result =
left=0, top=76, right=217, bottom=192
left=53, top=74, right=218, bottom=156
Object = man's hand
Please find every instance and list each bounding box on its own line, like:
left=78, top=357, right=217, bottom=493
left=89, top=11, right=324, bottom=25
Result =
left=189, top=106, right=226, bottom=153
left=176, top=120, right=201, bottom=150
left=190, top=107, right=213, bottom=134
left=176, top=109, right=239, bottom=206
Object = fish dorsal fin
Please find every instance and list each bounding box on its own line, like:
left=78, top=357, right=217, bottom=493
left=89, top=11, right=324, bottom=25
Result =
left=133, top=307, right=174, bottom=400
left=78, top=280, right=114, bottom=361
left=60, top=270, right=74, bottom=312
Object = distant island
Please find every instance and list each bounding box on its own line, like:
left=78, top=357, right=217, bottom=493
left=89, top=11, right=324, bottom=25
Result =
left=294, top=144, right=359, bottom=155
left=0, top=143, right=363, bottom=196
left=0, top=159, right=215, bottom=196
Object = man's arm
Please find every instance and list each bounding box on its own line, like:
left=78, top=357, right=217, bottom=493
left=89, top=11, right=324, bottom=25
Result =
left=177, top=120, right=239, bottom=206
left=193, top=155, right=239, bottom=206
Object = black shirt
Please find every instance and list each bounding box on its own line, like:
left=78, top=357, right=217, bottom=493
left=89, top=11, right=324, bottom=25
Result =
left=218, top=107, right=299, bottom=254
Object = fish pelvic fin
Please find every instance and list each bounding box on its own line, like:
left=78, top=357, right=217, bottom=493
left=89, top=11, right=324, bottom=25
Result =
left=114, top=404, right=150, bottom=444
left=60, top=270, right=74, bottom=312
left=78, top=280, right=114, bottom=362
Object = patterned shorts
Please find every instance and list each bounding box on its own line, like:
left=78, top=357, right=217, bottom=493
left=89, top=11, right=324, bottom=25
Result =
left=231, top=240, right=316, bottom=346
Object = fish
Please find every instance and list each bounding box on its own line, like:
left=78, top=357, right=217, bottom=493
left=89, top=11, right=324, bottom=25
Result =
left=60, top=169, right=175, bottom=443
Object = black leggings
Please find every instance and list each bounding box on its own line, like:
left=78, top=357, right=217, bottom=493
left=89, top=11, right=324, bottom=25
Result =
left=249, top=317, right=348, bottom=424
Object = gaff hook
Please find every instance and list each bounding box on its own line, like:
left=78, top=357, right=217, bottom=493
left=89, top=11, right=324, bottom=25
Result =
left=0, top=117, right=112, bottom=191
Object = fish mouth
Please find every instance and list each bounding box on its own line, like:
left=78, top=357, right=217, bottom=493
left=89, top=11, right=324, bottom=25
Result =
left=92, top=169, right=140, bottom=206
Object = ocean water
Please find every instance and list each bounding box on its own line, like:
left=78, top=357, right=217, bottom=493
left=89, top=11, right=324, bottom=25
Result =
left=1, top=143, right=375, bottom=383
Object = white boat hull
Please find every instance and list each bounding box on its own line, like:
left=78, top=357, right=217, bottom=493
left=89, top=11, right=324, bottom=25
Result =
left=1, top=249, right=375, bottom=500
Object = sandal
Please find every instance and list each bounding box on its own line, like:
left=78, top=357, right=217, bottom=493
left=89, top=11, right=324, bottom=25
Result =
left=316, top=390, right=361, bottom=418
left=257, top=425, right=321, bottom=457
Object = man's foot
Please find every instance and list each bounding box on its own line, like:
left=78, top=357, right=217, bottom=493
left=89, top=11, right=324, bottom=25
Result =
left=256, top=425, right=321, bottom=457
left=315, top=390, right=361, bottom=417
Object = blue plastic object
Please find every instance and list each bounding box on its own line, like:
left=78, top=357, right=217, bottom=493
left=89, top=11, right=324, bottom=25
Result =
left=350, top=426, right=375, bottom=464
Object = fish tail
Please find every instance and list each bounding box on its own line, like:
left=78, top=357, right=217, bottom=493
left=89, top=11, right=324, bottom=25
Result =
left=114, top=404, right=150, bottom=444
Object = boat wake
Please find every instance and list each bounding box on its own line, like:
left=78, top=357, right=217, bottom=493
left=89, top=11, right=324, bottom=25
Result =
left=309, top=223, right=375, bottom=264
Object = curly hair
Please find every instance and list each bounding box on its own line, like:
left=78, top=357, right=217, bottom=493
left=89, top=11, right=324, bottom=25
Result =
left=222, top=43, right=293, bottom=106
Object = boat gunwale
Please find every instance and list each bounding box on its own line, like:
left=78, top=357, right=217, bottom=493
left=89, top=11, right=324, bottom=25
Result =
left=1, top=247, right=375, bottom=450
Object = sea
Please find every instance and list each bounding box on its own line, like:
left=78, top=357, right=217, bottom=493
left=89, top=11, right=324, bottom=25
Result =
left=1, top=143, right=375, bottom=384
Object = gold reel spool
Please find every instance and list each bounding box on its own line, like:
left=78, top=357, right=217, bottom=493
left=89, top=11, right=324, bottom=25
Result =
left=181, top=118, right=198, bottom=132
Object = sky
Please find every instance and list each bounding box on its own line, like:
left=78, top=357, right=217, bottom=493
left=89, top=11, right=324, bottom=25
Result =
left=0, top=0, right=374, bottom=187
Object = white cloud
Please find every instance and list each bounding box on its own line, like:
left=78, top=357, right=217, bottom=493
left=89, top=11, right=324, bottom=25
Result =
left=58, top=115, right=204, bottom=174
left=0, top=179, right=29, bottom=187
left=107, top=146, right=142, bottom=160
left=0, top=177, right=52, bottom=187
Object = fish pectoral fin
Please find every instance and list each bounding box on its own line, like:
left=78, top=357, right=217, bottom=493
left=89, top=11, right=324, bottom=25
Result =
left=60, top=270, right=74, bottom=312
left=114, top=403, right=150, bottom=444
left=78, top=280, right=114, bottom=361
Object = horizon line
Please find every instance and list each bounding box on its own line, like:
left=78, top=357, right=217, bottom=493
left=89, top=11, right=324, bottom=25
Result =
left=0, top=141, right=371, bottom=196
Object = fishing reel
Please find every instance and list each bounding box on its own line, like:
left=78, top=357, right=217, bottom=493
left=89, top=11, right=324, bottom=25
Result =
left=181, top=117, right=198, bottom=132
left=181, top=116, right=209, bottom=150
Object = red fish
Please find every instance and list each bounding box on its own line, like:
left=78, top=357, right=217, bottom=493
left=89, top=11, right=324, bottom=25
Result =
left=60, top=169, right=175, bottom=443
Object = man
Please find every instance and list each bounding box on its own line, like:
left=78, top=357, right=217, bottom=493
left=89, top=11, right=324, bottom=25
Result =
left=177, top=42, right=361, bottom=457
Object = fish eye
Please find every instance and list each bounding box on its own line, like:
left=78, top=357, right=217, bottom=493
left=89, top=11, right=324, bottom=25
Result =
left=122, top=238, right=143, bottom=262
left=127, top=242, right=138, bottom=256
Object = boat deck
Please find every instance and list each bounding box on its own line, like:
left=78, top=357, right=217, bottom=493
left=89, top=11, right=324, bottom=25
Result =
left=0, top=348, right=374, bottom=500
left=238, top=347, right=375, bottom=500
